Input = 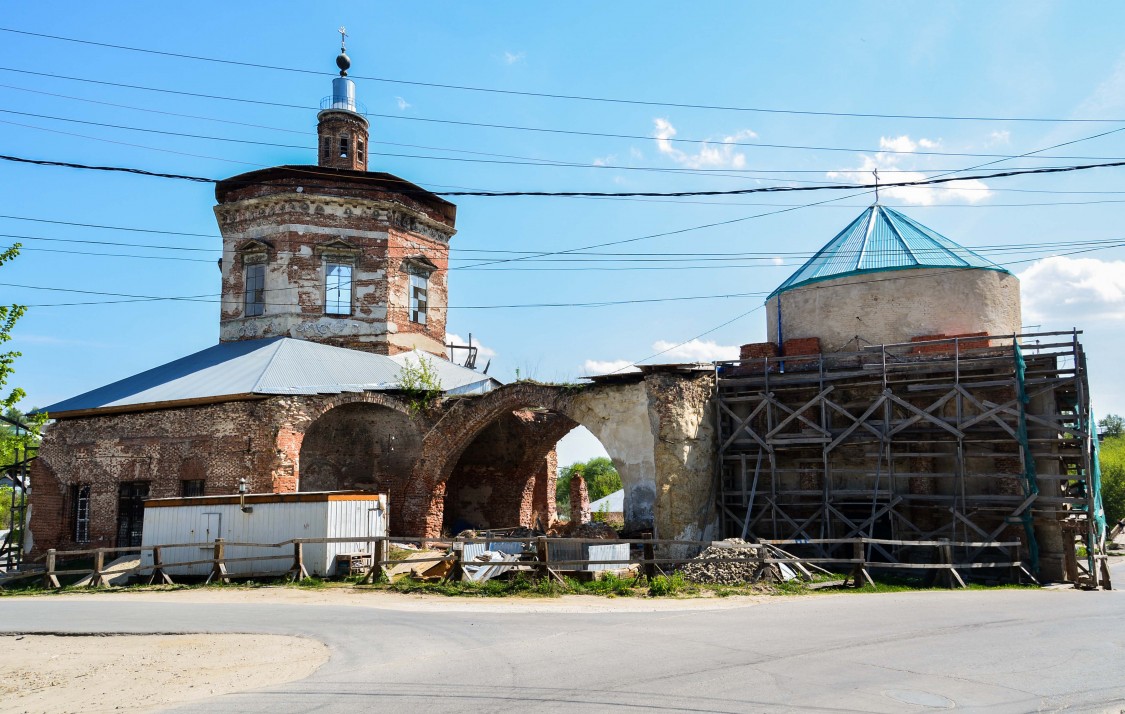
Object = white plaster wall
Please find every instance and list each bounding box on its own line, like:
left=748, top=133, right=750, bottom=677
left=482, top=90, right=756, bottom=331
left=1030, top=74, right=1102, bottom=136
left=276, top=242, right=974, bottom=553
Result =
left=569, top=382, right=657, bottom=532
left=766, top=268, right=1022, bottom=351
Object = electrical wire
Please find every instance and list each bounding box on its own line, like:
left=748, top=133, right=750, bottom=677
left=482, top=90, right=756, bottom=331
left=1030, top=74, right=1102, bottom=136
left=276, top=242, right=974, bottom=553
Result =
left=4, top=27, right=1125, bottom=123
left=4, top=152, right=1124, bottom=198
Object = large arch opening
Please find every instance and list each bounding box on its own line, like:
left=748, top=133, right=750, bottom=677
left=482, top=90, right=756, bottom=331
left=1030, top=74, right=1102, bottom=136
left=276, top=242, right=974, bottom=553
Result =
left=298, top=402, right=422, bottom=533
left=442, top=408, right=578, bottom=534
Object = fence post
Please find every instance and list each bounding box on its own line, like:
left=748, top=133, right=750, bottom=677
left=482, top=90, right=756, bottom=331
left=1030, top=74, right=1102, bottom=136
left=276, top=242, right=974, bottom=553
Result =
left=754, top=541, right=769, bottom=582
left=148, top=546, right=173, bottom=585
left=43, top=549, right=60, bottom=589
left=89, top=548, right=106, bottom=588
left=209, top=538, right=229, bottom=584
left=377, top=537, right=389, bottom=580
left=642, top=535, right=656, bottom=581
left=290, top=541, right=308, bottom=581
left=850, top=540, right=874, bottom=588
left=536, top=536, right=549, bottom=580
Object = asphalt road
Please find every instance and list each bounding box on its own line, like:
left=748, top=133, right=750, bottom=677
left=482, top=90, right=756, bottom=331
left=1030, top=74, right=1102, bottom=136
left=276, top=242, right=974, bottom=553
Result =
left=4, top=574, right=1124, bottom=713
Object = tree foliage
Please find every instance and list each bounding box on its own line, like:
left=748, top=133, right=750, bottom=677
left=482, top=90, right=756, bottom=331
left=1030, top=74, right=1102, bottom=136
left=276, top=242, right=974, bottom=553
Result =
left=557, top=456, right=622, bottom=507
left=0, top=243, right=46, bottom=464
left=1098, top=435, right=1125, bottom=524
left=398, top=353, right=443, bottom=414
left=1099, top=413, right=1125, bottom=438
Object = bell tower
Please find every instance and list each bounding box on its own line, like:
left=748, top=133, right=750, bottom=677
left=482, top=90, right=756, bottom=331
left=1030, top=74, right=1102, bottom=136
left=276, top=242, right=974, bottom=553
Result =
left=212, top=30, right=457, bottom=357
left=317, top=27, right=369, bottom=172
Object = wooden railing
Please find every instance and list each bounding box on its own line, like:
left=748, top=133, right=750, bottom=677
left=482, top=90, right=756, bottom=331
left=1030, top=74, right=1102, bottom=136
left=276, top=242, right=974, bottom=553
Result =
left=0, top=536, right=1028, bottom=590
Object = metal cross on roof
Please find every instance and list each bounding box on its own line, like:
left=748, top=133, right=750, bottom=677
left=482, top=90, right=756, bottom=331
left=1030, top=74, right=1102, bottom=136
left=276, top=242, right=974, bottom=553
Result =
left=339, top=26, right=347, bottom=50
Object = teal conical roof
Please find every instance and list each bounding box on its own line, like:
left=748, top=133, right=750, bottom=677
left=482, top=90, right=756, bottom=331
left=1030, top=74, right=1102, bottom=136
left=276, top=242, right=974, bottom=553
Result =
left=769, top=205, right=1008, bottom=299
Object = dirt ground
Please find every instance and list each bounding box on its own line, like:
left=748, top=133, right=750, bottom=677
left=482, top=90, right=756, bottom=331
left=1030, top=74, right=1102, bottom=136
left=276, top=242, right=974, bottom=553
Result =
left=16, top=586, right=772, bottom=613
left=0, top=633, right=329, bottom=714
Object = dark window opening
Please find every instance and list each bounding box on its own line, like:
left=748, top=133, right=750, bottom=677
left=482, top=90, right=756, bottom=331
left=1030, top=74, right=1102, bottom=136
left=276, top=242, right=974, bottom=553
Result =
left=244, top=263, right=265, bottom=317
left=357, top=140, right=365, bottom=165
left=338, top=134, right=350, bottom=158
left=181, top=479, right=205, bottom=498
left=69, top=484, right=91, bottom=543
left=321, top=136, right=330, bottom=160
left=410, top=274, right=428, bottom=325
left=116, top=481, right=149, bottom=549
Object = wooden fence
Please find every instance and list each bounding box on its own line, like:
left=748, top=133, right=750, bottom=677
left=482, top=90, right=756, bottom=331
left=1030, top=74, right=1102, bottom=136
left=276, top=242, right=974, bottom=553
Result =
left=0, top=536, right=1030, bottom=591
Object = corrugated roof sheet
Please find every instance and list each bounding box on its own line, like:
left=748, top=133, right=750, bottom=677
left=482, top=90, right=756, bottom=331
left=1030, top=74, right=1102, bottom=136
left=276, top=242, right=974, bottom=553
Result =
left=41, top=337, right=500, bottom=415
left=769, top=205, right=1007, bottom=299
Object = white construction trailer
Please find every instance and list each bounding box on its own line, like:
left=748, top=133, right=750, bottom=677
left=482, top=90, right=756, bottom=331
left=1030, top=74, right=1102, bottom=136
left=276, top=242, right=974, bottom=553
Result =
left=139, top=491, right=387, bottom=578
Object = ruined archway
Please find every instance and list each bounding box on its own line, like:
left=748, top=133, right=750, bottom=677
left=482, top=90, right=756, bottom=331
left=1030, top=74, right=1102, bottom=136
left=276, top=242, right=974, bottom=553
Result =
left=404, top=381, right=659, bottom=538
left=298, top=401, right=423, bottom=533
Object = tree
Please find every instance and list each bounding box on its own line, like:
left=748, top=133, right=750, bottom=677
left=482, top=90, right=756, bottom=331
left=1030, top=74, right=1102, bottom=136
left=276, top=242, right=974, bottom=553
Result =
left=557, top=456, right=622, bottom=508
left=0, top=243, right=46, bottom=464
left=397, top=353, right=443, bottom=414
left=1099, top=414, right=1125, bottom=438
left=1098, top=435, right=1125, bottom=525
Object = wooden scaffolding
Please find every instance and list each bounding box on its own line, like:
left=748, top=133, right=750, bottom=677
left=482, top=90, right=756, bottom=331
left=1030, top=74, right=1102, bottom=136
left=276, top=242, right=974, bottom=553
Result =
left=715, top=330, right=1110, bottom=588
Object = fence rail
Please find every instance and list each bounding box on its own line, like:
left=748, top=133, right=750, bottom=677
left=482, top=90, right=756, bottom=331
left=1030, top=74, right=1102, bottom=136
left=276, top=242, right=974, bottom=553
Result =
left=0, top=536, right=1030, bottom=591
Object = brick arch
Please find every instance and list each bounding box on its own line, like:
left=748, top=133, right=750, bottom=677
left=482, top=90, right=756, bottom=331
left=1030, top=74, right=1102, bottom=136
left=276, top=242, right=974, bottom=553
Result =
left=270, top=392, right=423, bottom=511
left=403, top=382, right=589, bottom=536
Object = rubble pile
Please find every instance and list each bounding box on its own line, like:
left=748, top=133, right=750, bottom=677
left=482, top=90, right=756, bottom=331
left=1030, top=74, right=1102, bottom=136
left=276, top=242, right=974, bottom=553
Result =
left=679, top=539, right=763, bottom=585
left=547, top=521, right=619, bottom=539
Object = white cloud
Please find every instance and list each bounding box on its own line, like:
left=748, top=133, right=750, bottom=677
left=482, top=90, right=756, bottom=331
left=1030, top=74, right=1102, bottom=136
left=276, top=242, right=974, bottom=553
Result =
left=987, top=130, right=1011, bottom=146
left=650, top=338, right=739, bottom=362
left=827, top=135, right=991, bottom=206
left=582, top=359, right=638, bottom=376
left=653, top=118, right=757, bottom=169
left=772, top=256, right=785, bottom=266
left=581, top=339, right=739, bottom=377
left=1018, top=256, right=1125, bottom=324
left=395, top=96, right=411, bottom=111
left=445, top=332, right=497, bottom=362
left=629, top=147, right=644, bottom=160
left=592, top=154, right=617, bottom=167
left=502, top=50, right=526, bottom=65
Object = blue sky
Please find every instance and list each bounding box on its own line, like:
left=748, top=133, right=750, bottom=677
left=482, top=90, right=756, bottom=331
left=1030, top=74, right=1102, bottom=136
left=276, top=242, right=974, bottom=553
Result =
left=3, top=2, right=1125, bottom=465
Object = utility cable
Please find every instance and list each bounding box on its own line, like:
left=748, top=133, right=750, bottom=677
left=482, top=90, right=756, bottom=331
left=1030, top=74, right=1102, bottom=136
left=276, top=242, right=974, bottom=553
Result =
left=4, top=27, right=1125, bottom=123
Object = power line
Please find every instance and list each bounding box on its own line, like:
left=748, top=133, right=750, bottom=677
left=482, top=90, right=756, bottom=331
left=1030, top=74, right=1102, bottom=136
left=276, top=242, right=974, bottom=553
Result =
left=4, top=26, right=1125, bottom=123
left=9, top=106, right=1125, bottom=166
left=4, top=152, right=1124, bottom=198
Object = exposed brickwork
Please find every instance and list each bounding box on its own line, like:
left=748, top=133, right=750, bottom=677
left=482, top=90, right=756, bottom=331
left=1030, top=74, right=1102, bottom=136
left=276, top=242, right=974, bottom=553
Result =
left=782, top=337, right=822, bottom=356
left=909, top=332, right=990, bottom=354
left=28, top=392, right=423, bottom=554
left=317, top=110, right=369, bottom=172
left=569, top=475, right=591, bottom=525
left=214, top=168, right=455, bottom=357
left=740, top=342, right=778, bottom=360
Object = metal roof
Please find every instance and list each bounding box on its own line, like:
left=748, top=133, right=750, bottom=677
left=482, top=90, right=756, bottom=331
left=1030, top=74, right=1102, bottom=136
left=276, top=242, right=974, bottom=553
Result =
left=40, top=337, right=500, bottom=416
left=769, top=205, right=1008, bottom=299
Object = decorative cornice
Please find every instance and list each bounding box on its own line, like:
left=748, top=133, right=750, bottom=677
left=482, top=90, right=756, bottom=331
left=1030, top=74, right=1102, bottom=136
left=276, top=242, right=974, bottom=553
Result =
left=214, top=192, right=456, bottom=242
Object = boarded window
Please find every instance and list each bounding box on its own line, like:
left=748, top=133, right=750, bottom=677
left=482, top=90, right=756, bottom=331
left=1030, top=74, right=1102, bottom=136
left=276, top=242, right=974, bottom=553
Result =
left=325, top=263, right=352, bottom=315
left=181, top=479, right=205, bottom=497
left=410, top=274, right=428, bottom=325
left=244, top=263, right=265, bottom=317
left=70, top=484, right=91, bottom=543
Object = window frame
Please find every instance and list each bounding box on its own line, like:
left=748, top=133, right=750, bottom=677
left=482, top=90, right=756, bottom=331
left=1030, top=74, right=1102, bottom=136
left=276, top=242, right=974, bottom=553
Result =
left=181, top=479, right=205, bottom=498
left=70, top=483, right=91, bottom=543
left=338, top=133, right=350, bottom=159
left=244, top=262, right=266, bottom=317
left=325, top=262, right=354, bottom=316
left=410, top=273, right=428, bottom=325
left=357, top=139, right=365, bottom=166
